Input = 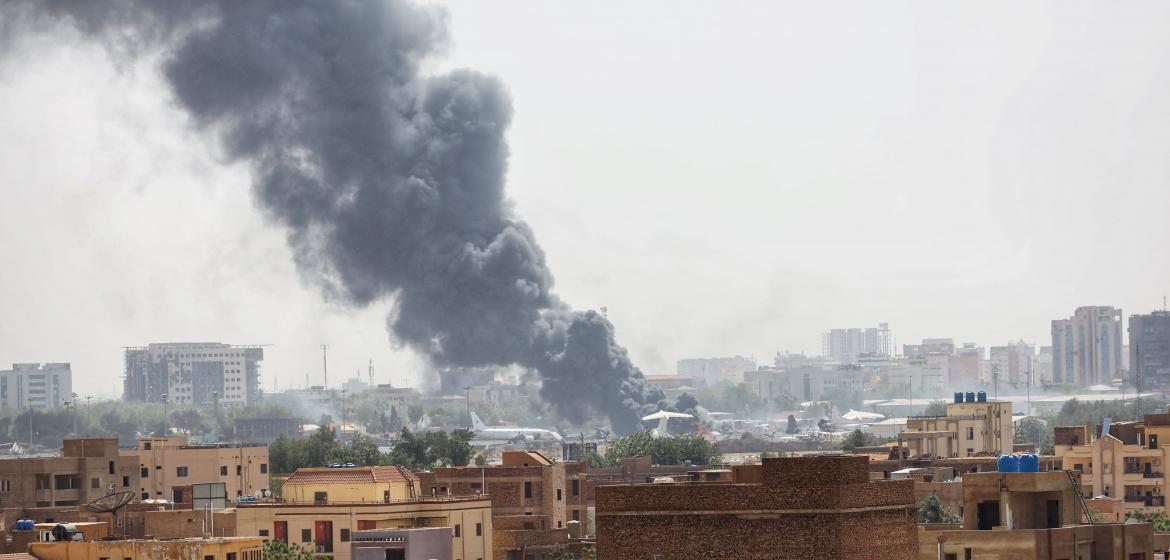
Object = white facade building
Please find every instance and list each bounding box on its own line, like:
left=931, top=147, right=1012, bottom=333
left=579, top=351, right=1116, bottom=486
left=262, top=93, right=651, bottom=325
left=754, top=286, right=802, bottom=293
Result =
left=123, top=342, right=263, bottom=406
left=821, top=323, right=892, bottom=364
left=0, top=363, right=73, bottom=409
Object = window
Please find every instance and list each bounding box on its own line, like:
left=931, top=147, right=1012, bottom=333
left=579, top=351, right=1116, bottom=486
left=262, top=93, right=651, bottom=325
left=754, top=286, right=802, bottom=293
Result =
left=141, top=492, right=149, bottom=500
left=556, top=489, right=562, bottom=501
left=237, top=465, right=242, bottom=476
left=557, top=521, right=562, bottom=528
left=227, top=554, right=237, bottom=560
left=340, top=529, right=350, bottom=542
left=571, top=480, right=579, bottom=496
left=0, top=480, right=9, bottom=492
left=572, top=510, right=580, bottom=522
left=122, top=476, right=129, bottom=488
left=301, top=529, right=312, bottom=543
left=203, top=557, right=213, bottom=560
left=454, top=524, right=460, bottom=537
left=141, top=467, right=149, bottom=478
left=221, top=466, right=228, bottom=476
left=91, top=478, right=100, bottom=489
left=108, top=461, right=115, bottom=475
left=144, top=442, right=151, bottom=450
left=524, top=482, right=532, bottom=499
left=476, top=522, right=482, bottom=536
left=966, top=427, right=974, bottom=440
left=944, top=554, right=957, bottom=560
left=176, top=467, right=189, bottom=477
left=964, top=548, right=972, bottom=560
left=314, top=491, right=328, bottom=503
left=260, top=464, right=268, bottom=474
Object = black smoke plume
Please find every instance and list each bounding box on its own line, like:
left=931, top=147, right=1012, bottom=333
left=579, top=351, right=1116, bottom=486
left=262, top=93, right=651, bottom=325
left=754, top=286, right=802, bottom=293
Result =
left=3, top=0, right=664, bottom=433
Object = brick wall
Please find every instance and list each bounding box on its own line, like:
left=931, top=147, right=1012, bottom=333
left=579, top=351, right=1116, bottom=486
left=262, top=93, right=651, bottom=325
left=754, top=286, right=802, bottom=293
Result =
left=595, top=456, right=917, bottom=560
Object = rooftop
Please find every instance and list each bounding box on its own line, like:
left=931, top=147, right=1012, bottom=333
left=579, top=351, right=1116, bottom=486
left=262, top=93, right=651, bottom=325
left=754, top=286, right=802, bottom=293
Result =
left=284, top=465, right=417, bottom=485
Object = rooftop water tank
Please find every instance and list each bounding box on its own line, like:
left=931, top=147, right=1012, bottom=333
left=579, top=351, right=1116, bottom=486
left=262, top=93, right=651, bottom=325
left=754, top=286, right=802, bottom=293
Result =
left=997, top=454, right=1020, bottom=473
left=1019, top=453, right=1039, bottom=473
left=977, top=391, right=987, bottom=403
left=965, top=391, right=976, bottom=403
left=954, top=392, right=963, bottom=404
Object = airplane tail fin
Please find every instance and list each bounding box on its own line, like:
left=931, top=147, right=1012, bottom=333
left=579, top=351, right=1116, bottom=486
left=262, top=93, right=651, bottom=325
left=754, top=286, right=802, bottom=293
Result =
left=470, top=411, right=487, bottom=430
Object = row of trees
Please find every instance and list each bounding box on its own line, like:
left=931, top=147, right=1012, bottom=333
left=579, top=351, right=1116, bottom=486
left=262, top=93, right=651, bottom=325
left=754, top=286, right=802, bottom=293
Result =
left=268, top=426, right=475, bottom=474
left=601, top=431, right=722, bottom=466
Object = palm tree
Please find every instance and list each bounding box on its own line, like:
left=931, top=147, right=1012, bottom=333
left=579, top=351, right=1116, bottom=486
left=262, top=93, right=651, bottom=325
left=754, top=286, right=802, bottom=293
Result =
left=842, top=429, right=875, bottom=451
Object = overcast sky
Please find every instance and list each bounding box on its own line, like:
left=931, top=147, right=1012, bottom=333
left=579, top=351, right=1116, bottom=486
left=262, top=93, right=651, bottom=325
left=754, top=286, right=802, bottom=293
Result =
left=2, top=1, right=1169, bottom=398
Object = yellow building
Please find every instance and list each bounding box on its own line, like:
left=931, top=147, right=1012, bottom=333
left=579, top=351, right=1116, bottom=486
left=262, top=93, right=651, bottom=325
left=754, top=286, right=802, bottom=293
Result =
left=27, top=536, right=263, bottom=560
left=237, top=497, right=492, bottom=560
left=123, top=436, right=269, bottom=503
left=281, top=465, right=417, bottom=503
left=901, top=398, right=1012, bottom=459
left=1054, top=414, right=1170, bottom=513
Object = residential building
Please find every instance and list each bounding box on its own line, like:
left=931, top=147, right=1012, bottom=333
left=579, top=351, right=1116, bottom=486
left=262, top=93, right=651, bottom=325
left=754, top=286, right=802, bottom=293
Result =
left=822, top=323, right=893, bottom=364
left=948, top=344, right=983, bottom=386
left=237, top=491, right=491, bottom=560
left=123, top=343, right=264, bottom=406
left=676, top=356, right=756, bottom=386
left=1053, top=409, right=1170, bottom=514
left=124, top=436, right=269, bottom=503
left=27, top=535, right=263, bottom=560
left=0, top=364, right=72, bottom=410
left=1051, top=306, right=1124, bottom=386
left=901, top=398, right=1012, bottom=459
left=882, top=359, right=945, bottom=392
left=417, top=451, right=586, bottom=560
left=595, top=455, right=916, bottom=559
left=918, top=470, right=1152, bottom=560
left=1035, top=346, right=1055, bottom=385
left=1130, top=310, right=1170, bottom=390
left=745, top=366, right=863, bottom=403
left=0, top=438, right=139, bottom=509
left=282, top=465, right=417, bottom=504
left=352, top=527, right=454, bottom=560
left=988, top=341, right=1035, bottom=386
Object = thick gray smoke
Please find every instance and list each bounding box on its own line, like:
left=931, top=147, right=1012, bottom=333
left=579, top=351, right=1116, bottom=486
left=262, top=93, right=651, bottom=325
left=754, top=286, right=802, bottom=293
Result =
left=4, top=0, right=664, bottom=433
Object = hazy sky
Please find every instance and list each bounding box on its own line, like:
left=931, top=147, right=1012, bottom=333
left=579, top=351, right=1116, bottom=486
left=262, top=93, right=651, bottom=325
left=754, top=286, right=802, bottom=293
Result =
left=2, top=1, right=1169, bottom=398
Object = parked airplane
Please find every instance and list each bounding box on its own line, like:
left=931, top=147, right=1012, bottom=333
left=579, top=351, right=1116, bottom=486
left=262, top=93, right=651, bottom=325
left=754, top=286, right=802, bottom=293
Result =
left=641, top=410, right=694, bottom=437
left=470, top=412, right=564, bottom=442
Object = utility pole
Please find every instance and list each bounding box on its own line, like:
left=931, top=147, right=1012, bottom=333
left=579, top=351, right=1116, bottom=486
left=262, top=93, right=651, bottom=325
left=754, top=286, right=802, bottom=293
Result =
left=992, top=363, right=1000, bottom=402
left=321, top=344, right=330, bottom=389
left=465, top=386, right=472, bottom=428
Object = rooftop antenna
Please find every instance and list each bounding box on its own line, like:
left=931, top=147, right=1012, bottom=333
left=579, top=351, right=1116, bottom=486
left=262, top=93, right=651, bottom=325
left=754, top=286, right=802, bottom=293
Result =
left=86, top=491, right=134, bottom=537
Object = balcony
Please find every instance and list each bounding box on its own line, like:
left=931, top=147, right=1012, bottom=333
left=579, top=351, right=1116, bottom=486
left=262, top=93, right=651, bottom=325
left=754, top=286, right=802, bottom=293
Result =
left=1123, top=495, right=1165, bottom=507
left=1124, top=465, right=1143, bottom=475
left=1145, top=471, right=1164, bottom=479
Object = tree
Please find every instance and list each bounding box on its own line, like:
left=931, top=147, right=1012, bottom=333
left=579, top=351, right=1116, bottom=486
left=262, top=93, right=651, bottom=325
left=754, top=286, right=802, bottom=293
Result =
left=1127, top=510, right=1170, bottom=531
left=922, top=400, right=947, bottom=417
left=604, top=431, right=721, bottom=466
left=917, top=494, right=960, bottom=524
left=841, top=429, right=876, bottom=452
left=582, top=452, right=607, bottom=469
left=263, top=540, right=315, bottom=560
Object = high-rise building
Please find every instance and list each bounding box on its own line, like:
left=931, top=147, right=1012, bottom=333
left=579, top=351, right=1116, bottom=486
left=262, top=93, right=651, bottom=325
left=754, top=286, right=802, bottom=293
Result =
left=821, top=322, right=892, bottom=364
left=989, top=341, right=1035, bottom=386
left=0, top=363, right=73, bottom=410
left=1130, top=311, right=1170, bottom=390
left=1051, top=306, right=1123, bottom=386
left=123, top=343, right=263, bottom=406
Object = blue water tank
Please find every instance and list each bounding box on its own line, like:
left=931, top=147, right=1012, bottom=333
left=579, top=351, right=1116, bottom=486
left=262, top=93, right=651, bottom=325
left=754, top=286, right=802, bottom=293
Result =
left=977, top=391, right=987, bottom=403
left=954, top=392, right=963, bottom=404
left=16, top=519, right=34, bottom=531
left=1019, top=453, right=1039, bottom=473
left=965, top=391, right=976, bottom=403
left=997, top=454, right=1019, bottom=473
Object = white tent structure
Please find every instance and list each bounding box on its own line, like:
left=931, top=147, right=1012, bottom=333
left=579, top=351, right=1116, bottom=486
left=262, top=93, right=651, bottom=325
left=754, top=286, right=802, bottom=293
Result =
left=841, top=409, right=885, bottom=423
left=642, top=410, right=694, bottom=437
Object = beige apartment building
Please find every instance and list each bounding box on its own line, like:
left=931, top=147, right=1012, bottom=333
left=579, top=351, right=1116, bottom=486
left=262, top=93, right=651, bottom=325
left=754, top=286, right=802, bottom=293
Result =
left=1054, top=410, right=1170, bottom=514
left=123, top=436, right=268, bottom=503
left=0, top=438, right=139, bottom=509
left=238, top=465, right=491, bottom=560
left=901, top=397, right=1012, bottom=459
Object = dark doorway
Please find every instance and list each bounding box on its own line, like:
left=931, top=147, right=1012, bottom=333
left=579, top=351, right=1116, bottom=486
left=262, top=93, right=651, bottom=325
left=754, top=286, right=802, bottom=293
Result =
left=976, top=501, right=1000, bottom=530
left=1045, top=500, right=1060, bottom=528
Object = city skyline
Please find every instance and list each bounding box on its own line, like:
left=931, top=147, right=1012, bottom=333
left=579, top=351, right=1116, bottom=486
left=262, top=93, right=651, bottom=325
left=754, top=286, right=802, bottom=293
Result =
left=3, top=3, right=1170, bottom=397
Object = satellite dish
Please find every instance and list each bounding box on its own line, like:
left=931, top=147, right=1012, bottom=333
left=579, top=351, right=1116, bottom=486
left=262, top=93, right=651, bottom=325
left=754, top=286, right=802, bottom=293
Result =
left=86, top=491, right=134, bottom=514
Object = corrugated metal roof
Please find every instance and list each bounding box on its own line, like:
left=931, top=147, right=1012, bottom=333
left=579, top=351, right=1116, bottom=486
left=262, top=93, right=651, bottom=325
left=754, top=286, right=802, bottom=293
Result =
left=285, top=465, right=417, bottom=485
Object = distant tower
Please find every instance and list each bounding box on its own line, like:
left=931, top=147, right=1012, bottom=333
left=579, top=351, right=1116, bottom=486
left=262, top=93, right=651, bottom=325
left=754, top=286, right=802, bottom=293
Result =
left=600, top=306, right=608, bottom=319
left=368, top=359, right=374, bottom=386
